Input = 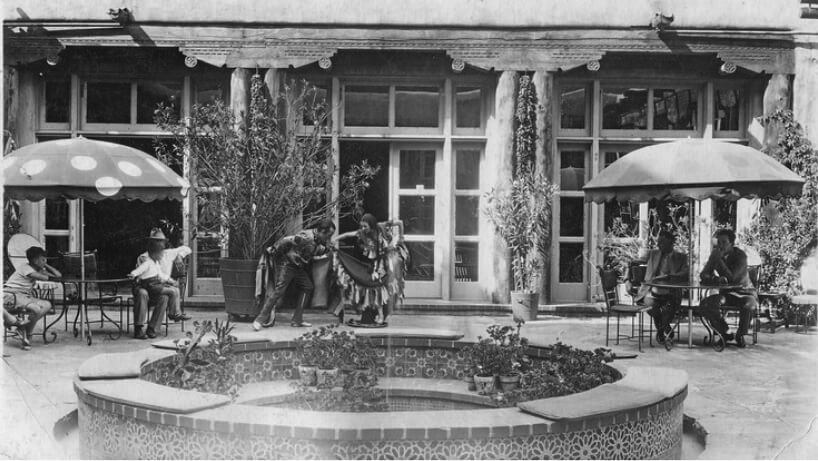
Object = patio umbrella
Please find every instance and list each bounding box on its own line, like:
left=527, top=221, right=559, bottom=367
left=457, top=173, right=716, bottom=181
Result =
left=2, top=137, right=189, bottom=338
left=583, top=138, right=804, bottom=285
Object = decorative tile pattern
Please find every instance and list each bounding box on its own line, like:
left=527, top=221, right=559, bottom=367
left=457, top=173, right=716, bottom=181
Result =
left=80, top=395, right=682, bottom=459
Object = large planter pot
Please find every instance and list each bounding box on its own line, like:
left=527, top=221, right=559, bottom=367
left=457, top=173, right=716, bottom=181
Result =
left=220, top=258, right=260, bottom=318
left=511, top=291, right=539, bottom=322
left=297, top=365, right=317, bottom=386
left=316, top=368, right=339, bottom=388
left=498, top=373, right=522, bottom=392
left=473, top=374, right=497, bottom=395
left=462, top=374, right=476, bottom=391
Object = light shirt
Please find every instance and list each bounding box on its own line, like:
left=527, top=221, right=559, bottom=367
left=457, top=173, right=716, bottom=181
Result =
left=3, top=263, right=43, bottom=294
left=129, top=258, right=168, bottom=282
left=134, top=246, right=192, bottom=279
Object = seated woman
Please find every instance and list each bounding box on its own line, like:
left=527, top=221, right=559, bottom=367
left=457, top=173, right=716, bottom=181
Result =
left=331, top=213, right=408, bottom=326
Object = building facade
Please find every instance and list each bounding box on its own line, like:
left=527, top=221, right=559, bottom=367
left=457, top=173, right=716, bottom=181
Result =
left=4, top=0, right=817, bottom=305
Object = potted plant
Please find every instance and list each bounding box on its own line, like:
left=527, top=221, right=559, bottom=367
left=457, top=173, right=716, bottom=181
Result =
left=464, top=338, right=501, bottom=395
left=488, top=323, right=529, bottom=392
left=484, top=75, right=558, bottom=321
left=311, top=326, right=342, bottom=388
left=155, top=74, right=376, bottom=318
left=294, top=330, right=320, bottom=386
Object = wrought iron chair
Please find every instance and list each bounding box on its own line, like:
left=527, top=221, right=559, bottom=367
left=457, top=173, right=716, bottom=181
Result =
left=125, top=254, right=189, bottom=336
left=596, top=265, right=653, bottom=352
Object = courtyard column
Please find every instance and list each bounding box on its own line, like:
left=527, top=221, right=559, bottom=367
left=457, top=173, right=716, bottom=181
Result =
left=483, top=70, right=518, bottom=303
left=230, top=68, right=251, bottom=127
left=533, top=70, right=554, bottom=302
left=794, top=39, right=818, bottom=143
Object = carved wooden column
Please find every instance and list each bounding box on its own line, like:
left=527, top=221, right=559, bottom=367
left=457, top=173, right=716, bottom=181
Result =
left=230, top=68, right=251, bottom=127
left=484, top=71, right=518, bottom=303
left=532, top=70, right=554, bottom=302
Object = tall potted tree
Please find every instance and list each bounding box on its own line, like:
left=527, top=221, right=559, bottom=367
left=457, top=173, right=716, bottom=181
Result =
left=155, top=74, right=376, bottom=317
left=484, top=75, right=558, bottom=321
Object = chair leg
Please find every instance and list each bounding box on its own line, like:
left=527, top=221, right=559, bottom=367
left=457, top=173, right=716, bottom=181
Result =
left=605, top=313, right=611, bottom=347
left=615, top=314, right=621, bottom=345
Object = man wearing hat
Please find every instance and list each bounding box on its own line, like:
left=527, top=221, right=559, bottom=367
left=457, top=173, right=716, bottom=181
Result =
left=130, top=228, right=192, bottom=339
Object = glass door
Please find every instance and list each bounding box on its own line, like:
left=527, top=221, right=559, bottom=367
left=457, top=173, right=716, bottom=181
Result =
left=391, top=144, right=442, bottom=298
left=551, top=148, right=589, bottom=302
left=451, top=146, right=483, bottom=300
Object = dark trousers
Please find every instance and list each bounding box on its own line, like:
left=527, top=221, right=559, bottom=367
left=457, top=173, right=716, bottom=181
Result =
left=132, top=287, right=167, bottom=331
left=699, top=293, right=756, bottom=336
left=646, top=292, right=683, bottom=332
left=255, top=262, right=313, bottom=324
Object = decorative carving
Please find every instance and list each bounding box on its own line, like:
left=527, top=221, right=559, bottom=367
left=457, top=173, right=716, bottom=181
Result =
left=184, top=55, right=198, bottom=68
left=719, top=61, right=737, bottom=74
left=46, top=53, right=60, bottom=66
left=318, top=56, right=332, bottom=70
left=451, top=58, right=465, bottom=73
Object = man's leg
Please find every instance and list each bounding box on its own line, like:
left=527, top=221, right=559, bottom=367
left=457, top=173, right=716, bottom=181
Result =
left=159, top=286, right=181, bottom=319
left=147, top=295, right=168, bottom=337
left=734, top=296, right=757, bottom=347
left=132, top=288, right=149, bottom=337
left=290, top=267, right=314, bottom=326
left=699, top=294, right=730, bottom=336
left=254, top=264, right=297, bottom=329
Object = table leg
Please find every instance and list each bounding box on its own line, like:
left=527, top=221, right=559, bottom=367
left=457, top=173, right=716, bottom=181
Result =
left=688, top=307, right=693, bottom=348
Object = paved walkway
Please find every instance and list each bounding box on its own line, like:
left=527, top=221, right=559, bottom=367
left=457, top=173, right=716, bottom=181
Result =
left=1, top=308, right=817, bottom=459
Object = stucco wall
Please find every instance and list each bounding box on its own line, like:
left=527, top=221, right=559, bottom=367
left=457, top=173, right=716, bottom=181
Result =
left=2, top=0, right=806, bottom=30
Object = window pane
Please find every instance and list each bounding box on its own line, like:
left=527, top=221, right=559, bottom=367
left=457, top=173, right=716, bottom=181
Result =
left=195, top=80, right=226, bottom=106
left=45, top=78, right=70, bottom=123
left=44, top=236, right=69, bottom=261
left=559, top=151, right=585, bottom=191
left=602, top=88, right=647, bottom=130
left=399, top=150, right=436, bottom=188
left=559, top=243, right=584, bottom=283
left=400, top=196, right=435, bottom=234
left=559, top=197, right=584, bottom=237
left=196, top=234, right=221, bottom=278
left=455, top=196, right=479, bottom=236
left=86, top=82, right=130, bottom=123
left=405, top=241, right=434, bottom=281
left=560, top=87, right=586, bottom=129
left=715, top=89, right=741, bottom=131
left=344, top=85, right=388, bottom=127
left=303, top=82, right=329, bottom=126
left=137, top=81, right=182, bottom=124
left=653, top=88, right=697, bottom=130
left=455, top=242, right=478, bottom=282
left=455, top=150, right=480, bottom=190
left=45, top=199, right=69, bottom=229
left=395, top=86, right=439, bottom=127
left=604, top=201, right=640, bottom=235
left=456, top=86, right=481, bottom=128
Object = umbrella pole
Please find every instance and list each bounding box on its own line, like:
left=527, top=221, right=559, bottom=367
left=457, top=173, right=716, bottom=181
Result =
left=80, top=199, right=86, bottom=342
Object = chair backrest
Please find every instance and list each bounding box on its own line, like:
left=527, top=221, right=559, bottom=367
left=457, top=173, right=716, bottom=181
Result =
left=7, top=233, right=45, bottom=271
left=60, top=251, right=98, bottom=278
left=597, top=266, right=620, bottom=309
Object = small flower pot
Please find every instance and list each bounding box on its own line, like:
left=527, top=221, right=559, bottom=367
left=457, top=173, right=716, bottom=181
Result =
left=498, top=373, right=521, bottom=392
left=473, top=374, right=497, bottom=395
left=463, top=374, right=476, bottom=391
left=316, top=367, right=339, bottom=388
left=297, top=365, right=317, bottom=386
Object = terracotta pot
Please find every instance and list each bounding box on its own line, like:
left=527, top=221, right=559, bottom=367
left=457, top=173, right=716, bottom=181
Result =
left=498, top=373, right=521, bottom=391
left=473, top=374, right=497, bottom=395
left=316, top=367, right=339, bottom=388
left=297, top=365, right=317, bottom=386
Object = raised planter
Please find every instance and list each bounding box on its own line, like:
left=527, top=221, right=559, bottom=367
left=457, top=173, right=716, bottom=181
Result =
left=75, top=331, right=687, bottom=460
left=220, top=258, right=258, bottom=318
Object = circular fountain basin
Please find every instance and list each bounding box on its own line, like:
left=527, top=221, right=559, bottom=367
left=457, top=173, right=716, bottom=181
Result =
left=74, top=330, right=687, bottom=459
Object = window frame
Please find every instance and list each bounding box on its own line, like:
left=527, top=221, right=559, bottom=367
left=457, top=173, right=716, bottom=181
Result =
left=340, top=79, right=445, bottom=136
left=599, top=80, right=704, bottom=138
left=80, top=77, right=186, bottom=132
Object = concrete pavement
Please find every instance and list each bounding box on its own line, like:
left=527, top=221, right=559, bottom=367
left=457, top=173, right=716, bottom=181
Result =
left=1, top=308, right=817, bottom=459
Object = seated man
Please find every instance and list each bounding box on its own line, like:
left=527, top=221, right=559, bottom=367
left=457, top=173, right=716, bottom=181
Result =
left=698, top=228, right=758, bottom=348
left=253, top=219, right=336, bottom=331
left=2, top=246, right=62, bottom=350
left=129, top=228, right=190, bottom=339
left=634, top=230, right=689, bottom=343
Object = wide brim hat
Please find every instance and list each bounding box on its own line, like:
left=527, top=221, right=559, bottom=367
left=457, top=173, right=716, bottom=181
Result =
left=147, top=228, right=168, bottom=240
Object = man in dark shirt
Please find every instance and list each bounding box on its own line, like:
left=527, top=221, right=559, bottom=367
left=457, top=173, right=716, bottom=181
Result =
left=253, top=219, right=335, bottom=330
left=699, top=228, right=757, bottom=348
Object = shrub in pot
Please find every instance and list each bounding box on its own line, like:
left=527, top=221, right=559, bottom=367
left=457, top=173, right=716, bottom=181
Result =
left=155, top=74, right=377, bottom=317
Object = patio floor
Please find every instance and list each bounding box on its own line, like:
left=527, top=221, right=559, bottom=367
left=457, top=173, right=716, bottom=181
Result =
left=2, top=307, right=816, bottom=459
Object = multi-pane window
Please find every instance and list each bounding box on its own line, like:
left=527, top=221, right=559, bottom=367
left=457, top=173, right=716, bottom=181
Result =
left=714, top=88, right=742, bottom=132
left=454, top=148, right=481, bottom=282
left=601, top=85, right=699, bottom=132
left=652, top=88, right=697, bottom=131
left=455, top=86, right=482, bottom=129
left=559, top=86, right=587, bottom=130
left=602, top=87, right=648, bottom=130
left=84, top=79, right=183, bottom=127
left=344, top=85, right=390, bottom=127
left=343, top=82, right=443, bottom=131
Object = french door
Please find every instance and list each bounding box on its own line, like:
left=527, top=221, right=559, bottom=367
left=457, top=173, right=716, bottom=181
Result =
left=390, top=144, right=443, bottom=298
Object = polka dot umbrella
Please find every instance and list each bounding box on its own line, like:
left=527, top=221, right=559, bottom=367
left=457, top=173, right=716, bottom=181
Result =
left=2, top=137, right=189, bottom=311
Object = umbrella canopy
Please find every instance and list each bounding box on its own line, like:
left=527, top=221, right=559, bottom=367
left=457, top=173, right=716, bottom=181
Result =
left=583, top=139, right=804, bottom=203
left=2, top=136, right=189, bottom=202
